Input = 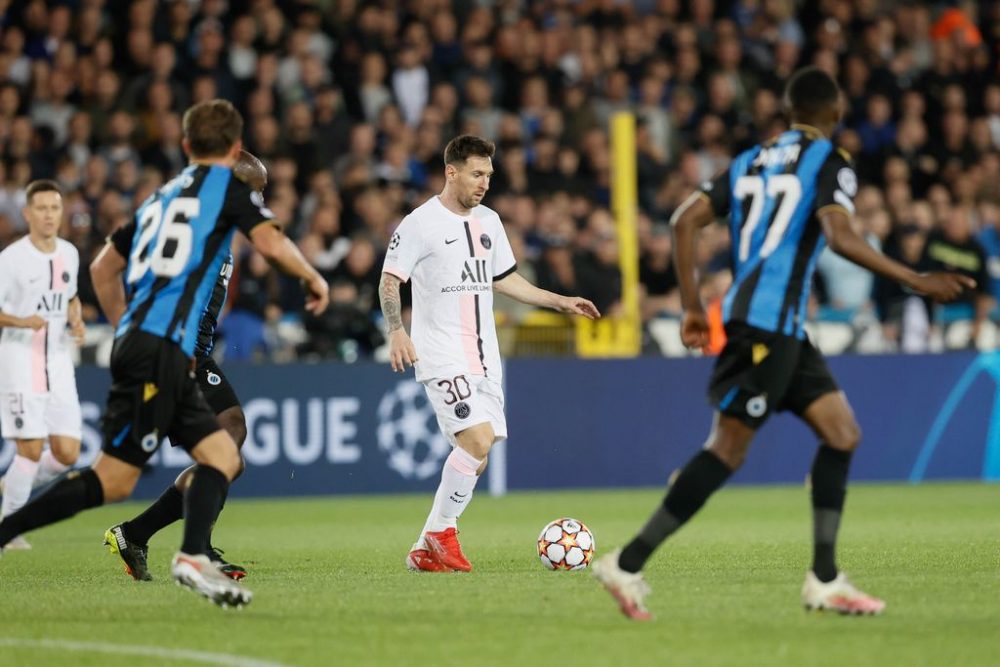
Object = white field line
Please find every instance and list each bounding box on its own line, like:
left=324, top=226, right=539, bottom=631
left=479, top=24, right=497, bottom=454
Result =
left=0, top=638, right=289, bottom=667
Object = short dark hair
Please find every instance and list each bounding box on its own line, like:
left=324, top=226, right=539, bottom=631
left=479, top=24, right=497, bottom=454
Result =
left=443, top=135, right=495, bottom=166
left=784, top=67, right=840, bottom=118
left=182, top=99, right=244, bottom=158
left=25, top=179, right=62, bottom=204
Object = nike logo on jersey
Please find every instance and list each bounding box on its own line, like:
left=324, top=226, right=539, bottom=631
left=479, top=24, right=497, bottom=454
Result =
left=28, top=276, right=43, bottom=283
left=445, top=238, right=458, bottom=244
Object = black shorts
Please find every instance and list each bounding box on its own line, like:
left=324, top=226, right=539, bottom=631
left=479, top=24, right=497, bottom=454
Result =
left=194, top=356, right=241, bottom=416
left=707, top=322, right=839, bottom=429
left=101, top=330, right=221, bottom=467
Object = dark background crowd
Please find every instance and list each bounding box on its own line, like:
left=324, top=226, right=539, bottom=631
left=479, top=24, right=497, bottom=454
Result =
left=0, top=0, right=998, bottom=361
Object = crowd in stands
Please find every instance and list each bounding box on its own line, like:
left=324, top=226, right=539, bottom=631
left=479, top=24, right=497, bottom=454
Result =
left=0, top=0, right=998, bottom=360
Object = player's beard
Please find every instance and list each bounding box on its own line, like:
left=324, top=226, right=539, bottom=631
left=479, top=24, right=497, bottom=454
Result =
left=460, top=192, right=483, bottom=210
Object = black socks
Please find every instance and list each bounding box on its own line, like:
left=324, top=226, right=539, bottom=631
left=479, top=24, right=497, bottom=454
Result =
left=810, top=444, right=853, bottom=583
left=0, top=469, right=104, bottom=547
left=123, top=484, right=184, bottom=546
left=180, top=465, right=230, bottom=557
left=619, top=450, right=733, bottom=573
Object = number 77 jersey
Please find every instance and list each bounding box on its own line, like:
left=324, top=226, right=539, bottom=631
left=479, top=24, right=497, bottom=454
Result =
left=698, top=124, right=858, bottom=339
left=116, top=164, right=275, bottom=356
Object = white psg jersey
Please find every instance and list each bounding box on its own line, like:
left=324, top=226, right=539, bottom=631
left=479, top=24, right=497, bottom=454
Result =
left=383, top=196, right=517, bottom=383
left=0, top=236, right=79, bottom=393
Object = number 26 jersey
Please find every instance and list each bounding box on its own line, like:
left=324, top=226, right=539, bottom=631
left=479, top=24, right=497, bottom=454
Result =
left=115, top=164, right=274, bottom=357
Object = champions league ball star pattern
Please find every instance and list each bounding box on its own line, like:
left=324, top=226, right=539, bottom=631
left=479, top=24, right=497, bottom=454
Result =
left=537, top=518, right=595, bottom=571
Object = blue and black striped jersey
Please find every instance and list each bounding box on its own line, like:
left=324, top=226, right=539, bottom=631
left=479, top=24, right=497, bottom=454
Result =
left=112, top=223, right=233, bottom=357
left=193, top=254, right=233, bottom=356
left=111, top=164, right=274, bottom=357
left=699, top=124, right=858, bottom=339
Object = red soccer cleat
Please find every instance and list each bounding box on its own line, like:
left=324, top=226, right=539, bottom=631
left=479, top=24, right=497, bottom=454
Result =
left=405, top=548, right=452, bottom=573
left=424, top=528, right=473, bottom=572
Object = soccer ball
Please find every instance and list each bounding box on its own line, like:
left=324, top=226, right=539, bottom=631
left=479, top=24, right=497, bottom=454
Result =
left=537, top=518, right=595, bottom=571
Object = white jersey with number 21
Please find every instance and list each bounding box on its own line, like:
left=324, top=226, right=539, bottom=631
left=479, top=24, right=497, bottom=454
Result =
left=0, top=236, right=79, bottom=394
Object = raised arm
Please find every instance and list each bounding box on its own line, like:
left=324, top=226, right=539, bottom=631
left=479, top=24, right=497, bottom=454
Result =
left=248, top=223, right=329, bottom=315
left=89, top=241, right=128, bottom=327
left=379, top=271, right=418, bottom=372
left=493, top=271, right=600, bottom=319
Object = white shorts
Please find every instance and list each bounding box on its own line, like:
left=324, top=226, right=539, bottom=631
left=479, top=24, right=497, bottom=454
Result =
left=422, top=374, right=507, bottom=447
left=0, top=383, right=82, bottom=441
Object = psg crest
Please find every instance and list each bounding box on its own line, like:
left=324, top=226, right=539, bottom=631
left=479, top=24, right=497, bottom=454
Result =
left=454, top=401, right=471, bottom=419
left=479, top=234, right=491, bottom=250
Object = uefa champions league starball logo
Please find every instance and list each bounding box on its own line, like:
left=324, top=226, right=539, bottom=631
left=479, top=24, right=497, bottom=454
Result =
left=376, top=381, right=451, bottom=480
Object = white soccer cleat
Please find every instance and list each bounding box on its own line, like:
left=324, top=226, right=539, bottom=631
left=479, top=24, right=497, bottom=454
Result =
left=171, top=552, right=253, bottom=608
left=3, top=535, right=31, bottom=551
left=592, top=548, right=653, bottom=621
left=802, top=571, right=885, bottom=615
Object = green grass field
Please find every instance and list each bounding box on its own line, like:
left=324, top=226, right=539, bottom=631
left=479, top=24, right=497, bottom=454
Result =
left=1, top=483, right=998, bottom=667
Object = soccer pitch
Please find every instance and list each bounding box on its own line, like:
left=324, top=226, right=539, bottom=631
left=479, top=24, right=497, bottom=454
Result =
left=1, top=483, right=997, bottom=667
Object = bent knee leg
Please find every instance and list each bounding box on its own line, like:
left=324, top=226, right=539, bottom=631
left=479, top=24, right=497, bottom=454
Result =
left=92, top=458, right=140, bottom=502
left=212, top=446, right=242, bottom=481
left=705, top=415, right=756, bottom=470
left=826, top=420, right=862, bottom=452
left=48, top=437, right=81, bottom=466
left=218, top=407, right=247, bottom=449
left=15, top=439, right=44, bottom=461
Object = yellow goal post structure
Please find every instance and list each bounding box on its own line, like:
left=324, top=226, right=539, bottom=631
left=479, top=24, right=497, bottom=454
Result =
left=575, top=111, right=642, bottom=357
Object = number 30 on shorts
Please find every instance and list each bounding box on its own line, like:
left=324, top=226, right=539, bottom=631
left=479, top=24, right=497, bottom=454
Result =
left=436, top=376, right=471, bottom=405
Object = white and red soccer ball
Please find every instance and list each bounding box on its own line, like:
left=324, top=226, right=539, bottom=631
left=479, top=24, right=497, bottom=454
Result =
left=537, top=518, right=595, bottom=570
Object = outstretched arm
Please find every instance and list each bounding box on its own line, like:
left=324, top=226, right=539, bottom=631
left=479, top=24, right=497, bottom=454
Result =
left=90, top=242, right=128, bottom=327
left=820, top=209, right=974, bottom=301
left=493, top=271, right=600, bottom=319
left=379, top=271, right=418, bottom=372
left=670, top=192, right=717, bottom=349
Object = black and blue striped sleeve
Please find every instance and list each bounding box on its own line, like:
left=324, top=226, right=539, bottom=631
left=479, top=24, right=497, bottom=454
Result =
left=109, top=219, right=137, bottom=258
left=815, top=150, right=857, bottom=217
left=697, top=169, right=731, bottom=218
left=225, top=178, right=279, bottom=237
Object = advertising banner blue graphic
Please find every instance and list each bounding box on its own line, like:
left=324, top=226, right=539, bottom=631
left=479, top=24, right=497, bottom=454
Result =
left=505, top=352, right=994, bottom=490
left=1, top=352, right=993, bottom=497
